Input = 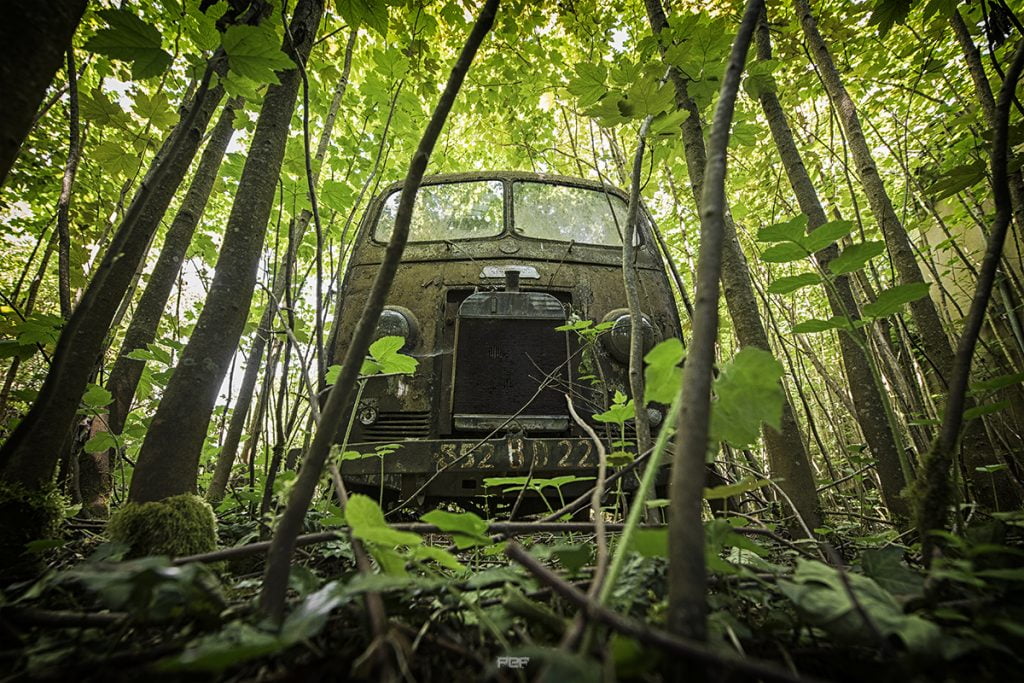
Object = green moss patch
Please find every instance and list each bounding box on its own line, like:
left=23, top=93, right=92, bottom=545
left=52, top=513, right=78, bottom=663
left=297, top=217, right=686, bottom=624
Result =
left=108, top=494, right=217, bottom=558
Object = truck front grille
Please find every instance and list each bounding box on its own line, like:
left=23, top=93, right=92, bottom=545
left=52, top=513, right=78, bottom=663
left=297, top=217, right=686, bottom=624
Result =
left=363, top=411, right=431, bottom=442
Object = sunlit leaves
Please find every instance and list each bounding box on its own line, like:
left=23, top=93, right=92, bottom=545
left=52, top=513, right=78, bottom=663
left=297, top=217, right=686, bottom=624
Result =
left=362, top=336, right=418, bottom=375
left=336, top=0, right=389, bottom=38
left=80, top=88, right=129, bottom=128
left=133, top=91, right=178, bottom=130
left=567, top=63, right=607, bottom=108
left=869, top=0, right=913, bottom=38
left=94, top=141, right=139, bottom=177
left=710, top=348, right=784, bottom=449
left=792, top=316, right=857, bottom=334
left=222, top=24, right=296, bottom=85
left=85, top=9, right=173, bottom=79
left=84, top=431, right=119, bottom=454
left=82, top=384, right=113, bottom=410
left=345, top=494, right=422, bottom=547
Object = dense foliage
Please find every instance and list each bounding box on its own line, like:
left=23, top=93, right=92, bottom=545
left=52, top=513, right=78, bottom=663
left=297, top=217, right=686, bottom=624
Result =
left=0, top=0, right=1022, bottom=680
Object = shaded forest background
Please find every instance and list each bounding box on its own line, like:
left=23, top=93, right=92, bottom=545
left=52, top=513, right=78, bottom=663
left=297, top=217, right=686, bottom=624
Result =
left=0, top=0, right=1023, bottom=680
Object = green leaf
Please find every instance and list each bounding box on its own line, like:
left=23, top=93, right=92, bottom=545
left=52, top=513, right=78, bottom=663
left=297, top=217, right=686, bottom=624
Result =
left=420, top=509, right=490, bottom=548
left=82, top=384, right=113, bottom=410
left=649, top=108, right=690, bottom=136
left=643, top=338, right=684, bottom=404
left=567, top=63, right=608, bottom=108
left=792, top=316, right=855, bottom=334
left=803, top=220, right=854, bottom=253
left=861, top=547, right=924, bottom=597
left=80, top=87, right=127, bottom=127
left=925, top=161, right=987, bottom=199
left=550, top=543, right=592, bottom=575
left=964, top=400, right=1010, bottom=420
left=94, top=141, right=138, bottom=177
left=84, top=431, right=118, bottom=454
left=624, top=71, right=675, bottom=118
left=133, top=90, right=178, bottom=130
left=345, top=494, right=421, bottom=547
left=760, top=242, right=808, bottom=263
left=335, top=0, right=389, bottom=37
left=593, top=398, right=635, bottom=425
left=869, top=0, right=912, bottom=38
left=970, top=371, right=1024, bottom=395
left=85, top=9, right=172, bottom=79
left=757, top=215, right=807, bottom=243
left=862, top=282, right=931, bottom=319
left=710, top=348, right=784, bottom=448
left=767, top=272, right=821, bottom=295
left=222, top=24, right=295, bottom=85
left=828, top=241, right=886, bottom=275
left=410, top=545, right=464, bottom=570
left=704, top=477, right=770, bottom=500
left=632, top=528, right=667, bottom=557
left=368, top=336, right=418, bottom=375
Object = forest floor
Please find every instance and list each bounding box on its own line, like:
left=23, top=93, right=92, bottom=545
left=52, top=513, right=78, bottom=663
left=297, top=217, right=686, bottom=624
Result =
left=1, top=497, right=1023, bottom=682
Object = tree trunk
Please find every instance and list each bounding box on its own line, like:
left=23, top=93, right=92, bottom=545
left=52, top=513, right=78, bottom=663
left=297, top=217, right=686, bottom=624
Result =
left=0, top=63, right=227, bottom=491
left=754, top=12, right=910, bottom=520
left=207, top=29, right=357, bottom=504
left=796, top=0, right=1018, bottom=510
left=645, top=0, right=823, bottom=534
left=129, top=0, right=324, bottom=504
left=0, top=0, right=87, bottom=187
left=56, top=48, right=81, bottom=319
left=76, top=99, right=241, bottom=517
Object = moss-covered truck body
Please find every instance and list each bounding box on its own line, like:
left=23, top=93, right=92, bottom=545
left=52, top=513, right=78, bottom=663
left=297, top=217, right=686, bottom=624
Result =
left=329, top=172, right=681, bottom=504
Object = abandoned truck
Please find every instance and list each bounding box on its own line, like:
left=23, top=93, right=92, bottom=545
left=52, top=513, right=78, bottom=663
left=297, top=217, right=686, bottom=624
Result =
left=329, top=172, right=682, bottom=508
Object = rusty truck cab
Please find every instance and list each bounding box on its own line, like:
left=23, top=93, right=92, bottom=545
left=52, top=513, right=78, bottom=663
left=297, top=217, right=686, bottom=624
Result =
left=331, top=172, right=681, bottom=507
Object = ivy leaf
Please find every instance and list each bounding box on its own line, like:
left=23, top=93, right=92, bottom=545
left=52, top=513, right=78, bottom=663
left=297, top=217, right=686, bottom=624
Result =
left=82, top=384, right=113, bottom=410
left=335, top=0, right=389, bottom=38
left=862, top=282, right=931, bottom=319
left=803, top=220, right=854, bottom=253
left=222, top=24, right=295, bottom=85
left=869, top=0, right=913, bottom=38
left=767, top=272, right=821, bottom=295
left=643, top=338, right=684, bottom=405
left=710, top=348, right=784, bottom=449
left=85, top=9, right=172, bottom=79
left=828, top=241, right=886, bottom=275
left=567, top=63, right=608, bottom=108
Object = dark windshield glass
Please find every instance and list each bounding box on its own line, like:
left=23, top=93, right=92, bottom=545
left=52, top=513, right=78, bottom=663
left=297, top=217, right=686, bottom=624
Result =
left=374, top=181, right=504, bottom=242
left=513, top=182, right=629, bottom=246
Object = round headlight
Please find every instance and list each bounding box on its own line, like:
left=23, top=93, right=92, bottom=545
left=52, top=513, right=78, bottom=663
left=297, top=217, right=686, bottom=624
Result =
left=601, top=309, right=655, bottom=363
left=374, top=306, right=419, bottom=352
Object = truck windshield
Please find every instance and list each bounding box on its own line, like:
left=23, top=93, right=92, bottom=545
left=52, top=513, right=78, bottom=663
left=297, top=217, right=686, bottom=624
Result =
left=513, top=181, right=629, bottom=247
left=374, top=180, right=503, bottom=242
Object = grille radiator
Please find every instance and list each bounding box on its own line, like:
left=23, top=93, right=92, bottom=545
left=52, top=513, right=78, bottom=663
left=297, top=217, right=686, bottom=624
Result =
left=452, top=292, right=569, bottom=429
left=363, top=411, right=430, bottom=442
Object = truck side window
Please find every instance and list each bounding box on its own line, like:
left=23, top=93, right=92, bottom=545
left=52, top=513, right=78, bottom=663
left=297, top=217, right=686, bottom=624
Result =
left=512, top=181, right=632, bottom=247
left=374, top=180, right=504, bottom=242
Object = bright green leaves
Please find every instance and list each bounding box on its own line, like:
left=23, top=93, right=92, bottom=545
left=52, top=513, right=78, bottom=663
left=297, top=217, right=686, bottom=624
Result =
left=80, top=88, right=130, bottom=128
left=593, top=390, right=635, bottom=425
left=828, top=241, right=886, bottom=275
left=336, top=0, right=389, bottom=38
left=133, top=91, right=178, bottom=130
left=567, top=63, right=607, bottom=108
left=757, top=215, right=854, bottom=260
left=568, top=62, right=675, bottom=128
left=710, top=348, right=784, bottom=449
left=643, top=338, right=684, bottom=405
left=346, top=494, right=422, bottom=547
left=84, top=431, right=119, bottom=454
left=222, top=24, right=296, bottom=85
left=743, top=58, right=780, bottom=98
left=868, top=0, right=913, bottom=38
left=85, top=9, right=173, bottom=79
left=362, top=336, right=418, bottom=376
left=792, top=317, right=857, bottom=334
left=861, top=282, right=931, bottom=318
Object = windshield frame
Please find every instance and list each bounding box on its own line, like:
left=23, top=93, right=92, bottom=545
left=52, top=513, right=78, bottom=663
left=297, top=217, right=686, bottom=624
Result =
left=367, top=176, right=637, bottom=249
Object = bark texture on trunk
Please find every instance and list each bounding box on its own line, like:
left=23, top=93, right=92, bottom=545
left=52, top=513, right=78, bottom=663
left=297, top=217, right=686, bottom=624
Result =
left=0, top=66, right=227, bottom=490
left=646, top=0, right=822, bottom=535
left=754, top=13, right=910, bottom=520
left=130, top=0, right=324, bottom=504
left=0, top=0, right=87, bottom=187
